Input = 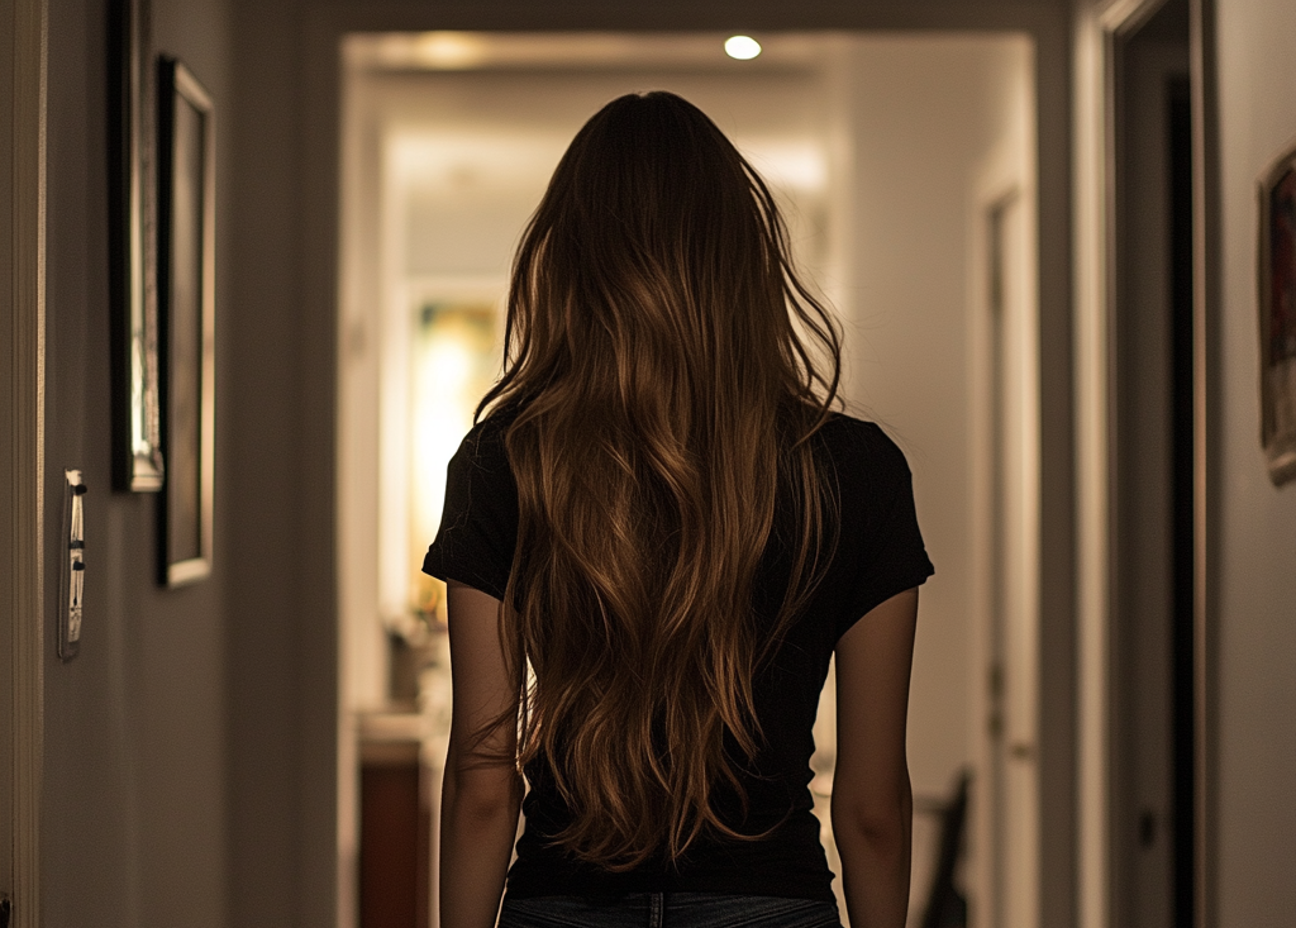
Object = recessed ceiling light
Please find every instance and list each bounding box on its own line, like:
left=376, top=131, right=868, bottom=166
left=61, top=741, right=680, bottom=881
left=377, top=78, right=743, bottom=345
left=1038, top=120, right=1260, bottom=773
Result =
left=724, top=35, right=761, bottom=60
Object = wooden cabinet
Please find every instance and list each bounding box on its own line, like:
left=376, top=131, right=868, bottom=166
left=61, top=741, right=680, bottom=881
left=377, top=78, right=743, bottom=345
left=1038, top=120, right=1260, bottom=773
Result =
left=359, top=722, right=432, bottom=928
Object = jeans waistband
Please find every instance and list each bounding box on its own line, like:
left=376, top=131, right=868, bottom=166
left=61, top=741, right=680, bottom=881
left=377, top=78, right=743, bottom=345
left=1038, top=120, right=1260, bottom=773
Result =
left=498, top=892, right=843, bottom=928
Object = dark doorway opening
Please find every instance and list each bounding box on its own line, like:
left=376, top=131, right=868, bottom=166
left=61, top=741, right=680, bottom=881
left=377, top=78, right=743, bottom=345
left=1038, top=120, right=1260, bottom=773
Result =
left=1112, top=1, right=1194, bottom=925
left=1167, top=72, right=1195, bottom=928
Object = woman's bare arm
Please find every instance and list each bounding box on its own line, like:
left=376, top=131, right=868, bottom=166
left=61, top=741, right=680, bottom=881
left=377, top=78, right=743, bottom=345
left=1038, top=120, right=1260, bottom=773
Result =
left=831, top=587, right=919, bottom=928
left=440, top=580, right=523, bottom=928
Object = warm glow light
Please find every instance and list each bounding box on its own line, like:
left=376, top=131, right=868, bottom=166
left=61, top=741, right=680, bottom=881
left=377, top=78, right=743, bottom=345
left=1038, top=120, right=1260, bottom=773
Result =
left=412, top=32, right=487, bottom=69
left=724, top=35, right=761, bottom=60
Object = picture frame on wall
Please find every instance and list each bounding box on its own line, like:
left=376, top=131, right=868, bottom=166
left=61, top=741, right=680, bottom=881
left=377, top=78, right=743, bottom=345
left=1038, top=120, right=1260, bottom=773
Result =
left=1257, top=141, right=1296, bottom=487
left=109, top=0, right=165, bottom=491
left=156, top=57, right=216, bottom=586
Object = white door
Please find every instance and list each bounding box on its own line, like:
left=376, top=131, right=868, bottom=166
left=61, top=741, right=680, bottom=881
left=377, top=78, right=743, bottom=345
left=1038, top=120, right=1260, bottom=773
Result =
left=971, top=180, right=1041, bottom=928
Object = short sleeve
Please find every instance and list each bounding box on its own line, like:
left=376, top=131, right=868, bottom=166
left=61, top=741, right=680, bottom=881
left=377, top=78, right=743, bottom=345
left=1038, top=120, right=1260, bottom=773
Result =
left=832, top=422, right=934, bottom=640
left=421, top=418, right=519, bottom=601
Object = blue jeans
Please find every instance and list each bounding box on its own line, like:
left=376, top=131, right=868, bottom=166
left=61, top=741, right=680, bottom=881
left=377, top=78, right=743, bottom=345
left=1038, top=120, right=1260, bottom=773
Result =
left=497, top=892, right=844, bottom=928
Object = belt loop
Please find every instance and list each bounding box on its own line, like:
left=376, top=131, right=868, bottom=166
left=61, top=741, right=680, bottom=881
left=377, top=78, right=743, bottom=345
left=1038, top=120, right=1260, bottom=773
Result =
left=649, top=892, right=664, bottom=928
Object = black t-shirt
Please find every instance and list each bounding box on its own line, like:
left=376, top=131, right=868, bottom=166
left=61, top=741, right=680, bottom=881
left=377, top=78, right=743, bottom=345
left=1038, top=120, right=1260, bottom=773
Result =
left=423, top=410, right=934, bottom=902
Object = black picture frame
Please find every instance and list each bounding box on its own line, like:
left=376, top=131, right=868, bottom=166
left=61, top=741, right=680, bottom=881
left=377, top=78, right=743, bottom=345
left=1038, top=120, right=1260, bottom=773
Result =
left=157, top=57, right=216, bottom=587
left=108, top=0, right=164, bottom=492
left=1258, top=141, right=1296, bottom=487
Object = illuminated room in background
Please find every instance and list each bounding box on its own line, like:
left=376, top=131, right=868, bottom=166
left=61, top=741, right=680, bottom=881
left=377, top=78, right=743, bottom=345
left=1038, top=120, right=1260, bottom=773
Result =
left=407, top=296, right=499, bottom=624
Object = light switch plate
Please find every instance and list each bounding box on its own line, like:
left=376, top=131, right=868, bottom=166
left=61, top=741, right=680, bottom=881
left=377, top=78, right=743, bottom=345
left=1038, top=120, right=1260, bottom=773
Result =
left=59, top=469, right=86, bottom=660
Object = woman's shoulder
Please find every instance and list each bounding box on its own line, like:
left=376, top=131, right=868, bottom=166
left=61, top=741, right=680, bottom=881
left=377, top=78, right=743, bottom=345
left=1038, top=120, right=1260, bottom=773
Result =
left=449, top=407, right=518, bottom=476
left=817, top=412, right=911, bottom=474
left=470, top=399, right=532, bottom=442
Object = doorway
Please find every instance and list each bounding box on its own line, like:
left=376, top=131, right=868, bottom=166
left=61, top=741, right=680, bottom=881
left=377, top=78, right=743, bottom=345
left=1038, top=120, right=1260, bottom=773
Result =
left=1110, top=2, right=1195, bottom=925
left=1074, top=0, right=1204, bottom=926
left=335, top=30, right=1037, bottom=928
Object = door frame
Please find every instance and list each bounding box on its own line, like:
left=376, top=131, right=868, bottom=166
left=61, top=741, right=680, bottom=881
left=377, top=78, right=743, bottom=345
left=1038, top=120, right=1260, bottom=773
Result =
left=301, top=5, right=1077, bottom=926
left=1, top=1, right=48, bottom=926
left=1072, top=1, right=1218, bottom=926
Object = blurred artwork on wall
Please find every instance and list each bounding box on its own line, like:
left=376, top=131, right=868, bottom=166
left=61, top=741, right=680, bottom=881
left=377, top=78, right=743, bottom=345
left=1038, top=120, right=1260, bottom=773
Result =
left=1258, top=143, right=1296, bottom=486
left=156, top=57, right=216, bottom=586
left=408, top=296, right=500, bottom=622
left=109, top=0, right=165, bottom=491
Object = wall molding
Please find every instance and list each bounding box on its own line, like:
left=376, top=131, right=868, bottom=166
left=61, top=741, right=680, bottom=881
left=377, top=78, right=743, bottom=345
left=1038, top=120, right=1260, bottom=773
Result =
left=0, top=0, right=47, bottom=926
left=1188, top=2, right=1219, bottom=926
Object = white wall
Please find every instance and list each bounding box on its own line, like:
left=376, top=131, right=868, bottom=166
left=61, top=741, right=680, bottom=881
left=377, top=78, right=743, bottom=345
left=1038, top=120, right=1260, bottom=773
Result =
left=837, top=34, right=1033, bottom=805
left=1215, top=1, right=1296, bottom=922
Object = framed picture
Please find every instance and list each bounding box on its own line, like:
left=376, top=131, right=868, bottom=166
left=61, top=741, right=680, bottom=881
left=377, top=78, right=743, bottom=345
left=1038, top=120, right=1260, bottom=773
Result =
left=156, top=57, right=216, bottom=586
left=109, top=0, right=164, bottom=491
left=1258, top=142, right=1296, bottom=487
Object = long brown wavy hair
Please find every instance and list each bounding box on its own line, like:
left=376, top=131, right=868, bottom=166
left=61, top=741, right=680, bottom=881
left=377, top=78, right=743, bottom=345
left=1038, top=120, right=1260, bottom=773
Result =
left=475, top=91, right=843, bottom=869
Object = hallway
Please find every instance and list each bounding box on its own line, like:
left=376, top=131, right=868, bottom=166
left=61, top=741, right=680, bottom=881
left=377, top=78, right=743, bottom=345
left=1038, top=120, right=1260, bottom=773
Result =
left=335, top=30, right=1032, bottom=927
left=4, top=1, right=1296, bottom=927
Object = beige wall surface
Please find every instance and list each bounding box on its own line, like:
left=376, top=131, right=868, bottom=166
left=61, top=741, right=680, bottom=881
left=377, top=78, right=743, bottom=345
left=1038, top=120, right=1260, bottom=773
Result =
left=1214, top=0, right=1296, bottom=922
left=40, top=0, right=232, bottom=926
